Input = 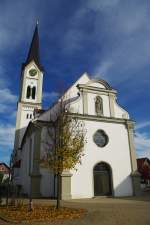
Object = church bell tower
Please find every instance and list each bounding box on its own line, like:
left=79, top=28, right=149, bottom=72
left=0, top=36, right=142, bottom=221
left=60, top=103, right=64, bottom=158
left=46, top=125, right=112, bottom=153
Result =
left=14, top=22, right=44, bottom=156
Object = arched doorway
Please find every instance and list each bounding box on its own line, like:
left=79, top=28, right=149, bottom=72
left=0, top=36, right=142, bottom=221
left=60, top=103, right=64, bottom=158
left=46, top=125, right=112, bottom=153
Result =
left=93, top=162, right=112, bottom=196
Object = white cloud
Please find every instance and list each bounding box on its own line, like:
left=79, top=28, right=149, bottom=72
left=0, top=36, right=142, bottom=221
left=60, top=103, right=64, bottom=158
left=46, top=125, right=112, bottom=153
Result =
left=93, top=35, right=150, bottom=85
left=0, top=89, right=17, bottom=115
left=0, top=89, right=17, bottom=103
left=91, top=3, right=150, bottom=83
left=86, top=0, right=120, bottom=11
left=0, top=104, right=9, bottom=113
left=61, top=1, right=150, bottom=89
left=10, top=111, right=16, bottom=120
left=135, top=132, right=150, bottom=159
left=135, top=121, right=150, bottom=159
left=93, top=61, right=114, bottom=80
left=136, top=121, right=150, bottom=130
left=0, top=124, right=15, bottom=147
left=0, top=64, right=9, bottom=88
left=63, top=29, right=85, bottom=52
left=61, top=0, right=121, bottom=53
left=109, top=4, right=149, bottom=35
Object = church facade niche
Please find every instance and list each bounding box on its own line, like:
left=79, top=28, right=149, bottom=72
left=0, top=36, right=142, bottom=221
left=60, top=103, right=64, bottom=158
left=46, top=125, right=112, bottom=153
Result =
left=95, top=96, right=103, bottom=116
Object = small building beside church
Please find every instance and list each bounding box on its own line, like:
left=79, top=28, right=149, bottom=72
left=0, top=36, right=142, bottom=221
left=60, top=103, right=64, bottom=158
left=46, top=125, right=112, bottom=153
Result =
left=12, top=24, right=141, bottom=199
left=137, top=158, right=150, bottom=186
left=0, top=163, right=10, bottom=183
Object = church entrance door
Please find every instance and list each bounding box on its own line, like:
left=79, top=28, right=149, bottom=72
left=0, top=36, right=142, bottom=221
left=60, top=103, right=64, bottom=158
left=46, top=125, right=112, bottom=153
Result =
left=94, top=162, right=112, bottom=196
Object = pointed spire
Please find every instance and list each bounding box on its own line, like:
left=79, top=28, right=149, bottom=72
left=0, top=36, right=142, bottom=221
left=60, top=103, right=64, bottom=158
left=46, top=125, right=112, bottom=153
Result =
left=24, top=21, right=43, bottom=71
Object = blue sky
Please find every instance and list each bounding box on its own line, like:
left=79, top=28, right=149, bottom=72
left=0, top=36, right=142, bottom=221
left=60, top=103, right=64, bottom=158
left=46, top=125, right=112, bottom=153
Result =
left=0, top=0, right=150, bottom=164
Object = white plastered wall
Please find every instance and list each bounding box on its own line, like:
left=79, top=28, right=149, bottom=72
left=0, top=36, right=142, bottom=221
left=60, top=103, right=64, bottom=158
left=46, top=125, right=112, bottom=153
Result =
left=39, top=126, right=55, bottom=197
left=18, top=104, right=34, bottom=147
left=71, top=120, right=133, bottom=198
left=20, top=139, right=31, bottom=195
left=37, top=73, right=129, bottom=121
left=23, top=73, right=133, bottom=199
left=38, top=74, right=89, bottom=121
left=114, top=100, right=129, bottom=119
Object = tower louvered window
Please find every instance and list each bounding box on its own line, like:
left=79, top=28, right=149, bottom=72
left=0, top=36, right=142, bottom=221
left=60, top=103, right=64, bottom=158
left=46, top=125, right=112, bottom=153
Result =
left=32, top=86, right=36, bottom=99
left=26, top=86, right=31, bottom=99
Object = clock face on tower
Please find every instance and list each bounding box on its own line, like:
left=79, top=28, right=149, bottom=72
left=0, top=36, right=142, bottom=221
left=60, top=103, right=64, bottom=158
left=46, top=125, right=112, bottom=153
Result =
left=29, top=69, right=37, bottom=77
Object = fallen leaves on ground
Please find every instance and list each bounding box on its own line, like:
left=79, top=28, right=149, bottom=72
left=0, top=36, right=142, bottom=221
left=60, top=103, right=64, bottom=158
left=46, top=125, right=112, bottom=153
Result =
left=0, top=204, right=86, bottom=223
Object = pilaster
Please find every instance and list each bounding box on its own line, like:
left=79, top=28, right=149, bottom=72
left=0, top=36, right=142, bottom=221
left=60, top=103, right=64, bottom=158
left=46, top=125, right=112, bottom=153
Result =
left=126, top=121, right=141, bottom=196
left=61, top=171, right=72, bottom=200
left=82, top=91, right=88, bottom=115
left=30, top=174, right=41, bottom=198
left=109, top=93, right=115, bottom=117
left=21, top=70, right=26, bottom=102
left=37, top=71, right=43, bottom=103
left=30, top=128, right=42, bottom=198
left=126, top=121, right=137, bottom=172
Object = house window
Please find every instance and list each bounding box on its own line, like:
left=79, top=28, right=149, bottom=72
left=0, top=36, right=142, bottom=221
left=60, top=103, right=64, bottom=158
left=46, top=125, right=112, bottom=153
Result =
left=26, top=114, right=29, bottom=119
left=95, top=96, right=103, bottom=116
left=30, top=114, right=32, bottom=119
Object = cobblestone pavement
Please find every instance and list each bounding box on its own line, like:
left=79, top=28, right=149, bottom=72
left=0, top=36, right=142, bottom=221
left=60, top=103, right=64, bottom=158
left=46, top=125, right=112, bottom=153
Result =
left=1, top=192, right=150, bottom=225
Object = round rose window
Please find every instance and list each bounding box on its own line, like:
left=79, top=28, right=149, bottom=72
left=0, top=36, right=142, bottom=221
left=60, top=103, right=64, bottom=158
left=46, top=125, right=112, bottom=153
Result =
left=93, top=129, right=109, bottom=147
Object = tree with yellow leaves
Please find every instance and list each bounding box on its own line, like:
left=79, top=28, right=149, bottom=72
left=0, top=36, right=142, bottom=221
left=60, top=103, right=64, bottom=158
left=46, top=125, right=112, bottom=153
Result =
left=41, top=97, right=86, bottom=209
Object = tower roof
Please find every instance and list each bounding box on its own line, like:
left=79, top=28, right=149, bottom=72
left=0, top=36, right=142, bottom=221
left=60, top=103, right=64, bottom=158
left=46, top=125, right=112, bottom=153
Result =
left=23, top=22, right=43, bottom=71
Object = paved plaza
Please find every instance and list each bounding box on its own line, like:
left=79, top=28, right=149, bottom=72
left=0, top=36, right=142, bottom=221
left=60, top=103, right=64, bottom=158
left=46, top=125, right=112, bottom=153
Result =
left=0, top=192, right=150, bottom=225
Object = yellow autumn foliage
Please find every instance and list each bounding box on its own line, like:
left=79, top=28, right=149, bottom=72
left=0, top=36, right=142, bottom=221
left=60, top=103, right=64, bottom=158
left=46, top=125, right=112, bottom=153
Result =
left=0, top=204, right=86, bottom=223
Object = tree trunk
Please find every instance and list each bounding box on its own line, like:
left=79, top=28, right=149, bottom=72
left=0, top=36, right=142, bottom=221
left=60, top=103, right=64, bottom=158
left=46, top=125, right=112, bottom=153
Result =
left=56, top=173, right=61, bottom=209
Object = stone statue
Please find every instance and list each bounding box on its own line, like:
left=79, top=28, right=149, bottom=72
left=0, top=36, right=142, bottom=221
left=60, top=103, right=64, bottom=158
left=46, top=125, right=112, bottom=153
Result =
left=95, top=96, right=103, bottom=116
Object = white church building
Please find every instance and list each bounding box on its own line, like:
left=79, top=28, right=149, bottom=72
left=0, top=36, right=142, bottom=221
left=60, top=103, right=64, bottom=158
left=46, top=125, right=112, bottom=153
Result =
left=12, top=24, right=141, bottom=199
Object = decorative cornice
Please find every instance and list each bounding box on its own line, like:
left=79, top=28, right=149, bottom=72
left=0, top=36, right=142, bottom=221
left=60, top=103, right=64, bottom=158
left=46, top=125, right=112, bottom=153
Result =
left=18, top=101, right=41, bottom=106
left=68, top=113, right=133, bottom=124
left=77, top=84, right=117, bottom=95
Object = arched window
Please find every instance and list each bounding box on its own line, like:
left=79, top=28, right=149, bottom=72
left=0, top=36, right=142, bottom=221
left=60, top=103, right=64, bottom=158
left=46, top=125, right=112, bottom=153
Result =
left=30, top=114, right=32, bottom=119
left=26, top=114, right=29, bottom=119
left=95, top=96, right=103, bottom=116
left=26, top=86, right=31, bottom=99
left=32, top=86, right=36, bottom=99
